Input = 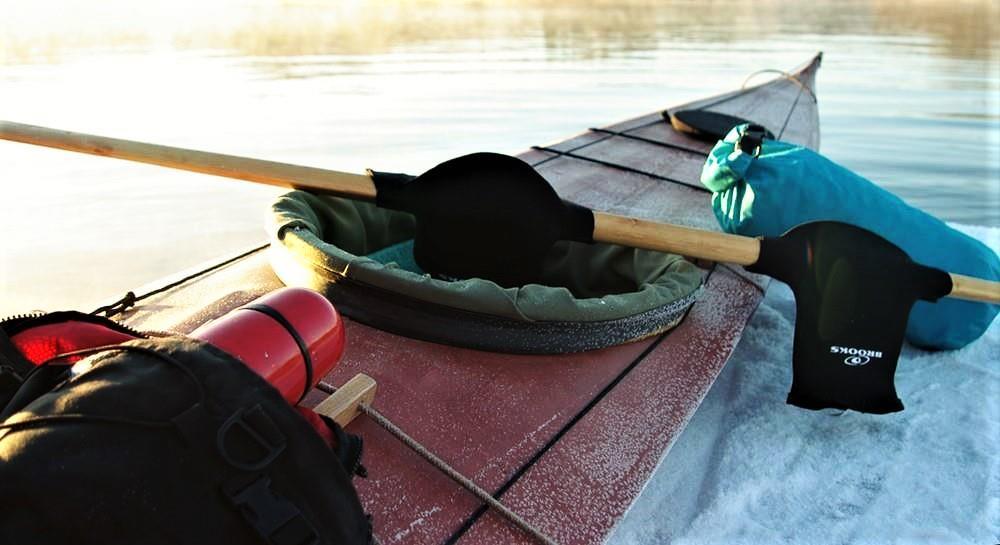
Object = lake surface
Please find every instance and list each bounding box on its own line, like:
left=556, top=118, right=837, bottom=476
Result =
left=2, top=0, right=998, bottom=316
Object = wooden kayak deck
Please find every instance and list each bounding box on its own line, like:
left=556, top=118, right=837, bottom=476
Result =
left=121, top=53, right=821, bottom=545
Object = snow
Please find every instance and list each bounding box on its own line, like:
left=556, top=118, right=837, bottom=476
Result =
left=610, top=225, right=999, bottom=545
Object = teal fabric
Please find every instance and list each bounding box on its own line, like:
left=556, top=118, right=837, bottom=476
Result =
left=701, top=124, right=999, bottom=350
left=366, top=240, right=424, bottom=274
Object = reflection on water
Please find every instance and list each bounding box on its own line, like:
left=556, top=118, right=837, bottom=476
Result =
left=2, top=0, right=997, bottom=63
left=0, top=0, right=997, bottom=316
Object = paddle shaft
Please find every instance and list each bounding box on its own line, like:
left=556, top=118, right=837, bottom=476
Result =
left=593, top=212, right=760, bottom=265
left=949, top=273, right=999, bottom=303
left=2, top=120, right=997, bottom=304
left=0, top=121, right=760, bottom=262
left=591, top=214, right=998, bottom=303
left=0, top=121, right=378, bottom=199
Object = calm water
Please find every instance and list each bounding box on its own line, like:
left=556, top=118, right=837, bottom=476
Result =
left=1, top=0, right=998, bottom=315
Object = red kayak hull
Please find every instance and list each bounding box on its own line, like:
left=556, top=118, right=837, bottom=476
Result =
left=122, top=53, right=821, bottom=545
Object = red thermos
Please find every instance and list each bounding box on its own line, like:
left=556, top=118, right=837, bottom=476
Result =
left=11, top=287, right=344, bottom=406
left=190, top=287, right=345, bottom=404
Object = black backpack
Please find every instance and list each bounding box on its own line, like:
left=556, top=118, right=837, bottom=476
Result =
left=0, top=314, right=371, bottom=545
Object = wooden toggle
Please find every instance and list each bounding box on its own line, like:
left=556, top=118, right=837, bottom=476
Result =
left=314, top=373, right=377, bottom=427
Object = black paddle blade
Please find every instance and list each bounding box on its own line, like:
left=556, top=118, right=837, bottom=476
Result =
left=748, top=222, right=953, bottom=414
left=666, top=109, right=775, bottom=142
left=370, top=152, right=594, bottom=286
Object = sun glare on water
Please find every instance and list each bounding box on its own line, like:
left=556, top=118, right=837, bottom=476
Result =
left=1, top=0, right=996, bottom=316
left=1, top=0, right=421, bottom=64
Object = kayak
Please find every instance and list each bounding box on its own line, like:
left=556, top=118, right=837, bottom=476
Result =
left=109, top=53, right=822, bottom=544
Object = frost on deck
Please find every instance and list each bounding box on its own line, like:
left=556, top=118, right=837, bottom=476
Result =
left=610, top=225, right=999, bottom=544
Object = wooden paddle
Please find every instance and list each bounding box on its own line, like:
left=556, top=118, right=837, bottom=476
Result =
left=2, top=120, right=998, bottom=414
left=1, top=121, right=991, bottom=300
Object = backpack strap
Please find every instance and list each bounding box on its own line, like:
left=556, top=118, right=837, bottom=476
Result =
left=0, top=328, right=35, bottom=412
left=0, top=327, right=32, bottom=374
left=0, top=363, right=71, bottom=421
left=320, top=414, right=367, bottom=479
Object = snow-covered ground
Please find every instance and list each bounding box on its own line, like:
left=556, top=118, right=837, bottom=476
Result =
left=611, top=225, right=999, bottom=545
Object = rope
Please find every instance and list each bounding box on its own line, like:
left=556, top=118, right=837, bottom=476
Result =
left=528, top=118, right=668, bottom=170
left=741, top=69, right=817, bottom=103
left=674, top=63, right=817, bottom=117
left=530, top=145, right=710, bottom=193
left=317, top=382, right=559, bottom=545
left=776, top=75, right=807, bottom=141
left=529, top=134, right=615, bottom=169
left=587, top=128, right=709, bottom=157
left=92, top=243, right=269, bottom=318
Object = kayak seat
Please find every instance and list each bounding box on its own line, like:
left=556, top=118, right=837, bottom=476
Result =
left=267, top=191, right=703, bottom=354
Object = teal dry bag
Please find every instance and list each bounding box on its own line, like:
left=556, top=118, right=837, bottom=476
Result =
left=701, top=124, right=999, bottom=350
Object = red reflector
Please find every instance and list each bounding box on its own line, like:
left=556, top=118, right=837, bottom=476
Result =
left=10, top=323, right=138, bottom=365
